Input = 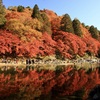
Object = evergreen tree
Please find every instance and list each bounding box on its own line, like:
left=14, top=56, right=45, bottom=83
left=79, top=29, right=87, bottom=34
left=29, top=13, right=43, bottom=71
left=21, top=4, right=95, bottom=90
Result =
left=26, top=6, right=31, bottom=10
left=31, top=4, right=43, bottom=22
left=0, top=0, right=6, bottom=28
left=82, top=23, right=85, bottom=27
left=85, top=25, right=90, bottom=30
left=89, top=25, right=99, bottom=39
left=60, top=14, right=74, bottom=33
left=41, top=12, right=52, bottom=34
left=73, top=18, right=83, bottom=37
left=17, top=5, right=24, bottom=12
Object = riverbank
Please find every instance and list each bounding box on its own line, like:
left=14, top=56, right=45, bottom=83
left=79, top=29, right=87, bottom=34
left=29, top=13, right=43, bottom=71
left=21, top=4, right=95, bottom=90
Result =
left=0, top=56, right=99, bottom=71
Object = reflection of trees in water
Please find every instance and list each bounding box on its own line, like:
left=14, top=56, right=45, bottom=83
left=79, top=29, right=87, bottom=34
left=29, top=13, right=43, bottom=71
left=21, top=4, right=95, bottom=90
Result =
left=88, top=85, right=100, bottom=100
left=0, top=66, right=100, bottom=99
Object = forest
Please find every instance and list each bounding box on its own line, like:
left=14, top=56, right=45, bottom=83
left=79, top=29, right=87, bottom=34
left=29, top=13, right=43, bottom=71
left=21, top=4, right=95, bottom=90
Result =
left=0, top=1, right=100, bottom=59
left=0, top=1, right=100, bottom=100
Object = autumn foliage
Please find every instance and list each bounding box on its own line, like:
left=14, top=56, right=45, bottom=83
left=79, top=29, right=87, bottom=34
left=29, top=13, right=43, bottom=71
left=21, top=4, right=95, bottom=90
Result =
left=0, top=6, right=100, bottom=58
left=1, top=28, right=100, bottom=58
left=0, top=67, right=100, bottom=99
left=52, top=31, right=87, bottom=58
left=0, top=30, right=20, bottom=56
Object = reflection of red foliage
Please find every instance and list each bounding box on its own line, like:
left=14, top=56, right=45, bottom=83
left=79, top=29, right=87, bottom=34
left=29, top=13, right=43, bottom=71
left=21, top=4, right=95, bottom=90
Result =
left=0, top=67, right=100, bottom=99
left=53, top=68, right=100, bottom=99
left=40, top=70, right=56, bottom=94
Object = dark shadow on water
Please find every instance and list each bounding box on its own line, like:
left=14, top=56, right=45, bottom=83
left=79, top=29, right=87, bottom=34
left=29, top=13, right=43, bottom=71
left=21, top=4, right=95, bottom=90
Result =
left=88, top=85, right=100, bottom=100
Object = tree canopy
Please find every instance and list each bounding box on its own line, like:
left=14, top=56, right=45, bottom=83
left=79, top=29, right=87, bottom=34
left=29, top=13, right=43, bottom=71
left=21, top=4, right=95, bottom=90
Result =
left=17, top=5, right=24, bottom=12
left=89, top=25, right=99, bottom=39
left=73, top=18, right=83, bottom=37
left=41, top=12, right=52, bottom=34
left=31, top=4, right=43, bottom=22
left=60, top=14, right=74, bottom=33
left=0, top=0, right=6, bottom=28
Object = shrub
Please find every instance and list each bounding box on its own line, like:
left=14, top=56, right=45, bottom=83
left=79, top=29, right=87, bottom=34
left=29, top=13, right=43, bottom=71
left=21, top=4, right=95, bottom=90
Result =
left=26, top=6, right=31, bottom=10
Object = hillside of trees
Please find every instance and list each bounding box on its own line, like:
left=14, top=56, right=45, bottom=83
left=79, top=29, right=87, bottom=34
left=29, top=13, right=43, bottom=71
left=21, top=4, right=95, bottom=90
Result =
left=0, top=1, right=100, bottom=59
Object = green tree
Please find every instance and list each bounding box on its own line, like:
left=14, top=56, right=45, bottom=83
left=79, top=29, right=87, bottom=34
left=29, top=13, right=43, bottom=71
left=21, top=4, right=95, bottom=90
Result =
left=26, top=6, right=31, bottom=10
left=82, top=23, right=85, bottom=27
left=73, top=18, right=83, bottom=37
left=89, top=25, right=99, bottom=39
left=60, top=14, right=74, bottom=33
left=31, top=4, right=43, bottom=22
left=41, top=12, right=52, bottom=34
left=85, top=25, right=90, bottom=30
left=17, top=5, right=24, bottom=12
left=0, top=0, right=6, bottom=28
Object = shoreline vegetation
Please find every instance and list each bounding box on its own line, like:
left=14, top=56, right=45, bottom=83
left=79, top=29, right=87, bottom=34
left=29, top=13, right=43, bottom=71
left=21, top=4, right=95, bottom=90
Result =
left=0, top=56, right=100, bottom=71
left=0, top=4, right=100, bottom=62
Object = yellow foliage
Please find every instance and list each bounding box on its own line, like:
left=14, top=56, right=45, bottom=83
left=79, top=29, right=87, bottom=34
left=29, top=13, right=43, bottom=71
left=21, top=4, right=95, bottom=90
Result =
left=20, top=36, right=28, bottom=42
left=6, top=19, right=29, bottom=36
left=23, top=8, right=32, bottom=15
left=20, top=29, right=42, bottom=42
left=6, top=18, right=42, bottom=40
left=7, top=6, right=17, bottom=11
left=23, top=18, right=43, bottom=31
left=20, top=35, right=36, bottom=42
left=5, top=11, right=44, bottom=42
left=28, top=29, right=42, bottom=39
